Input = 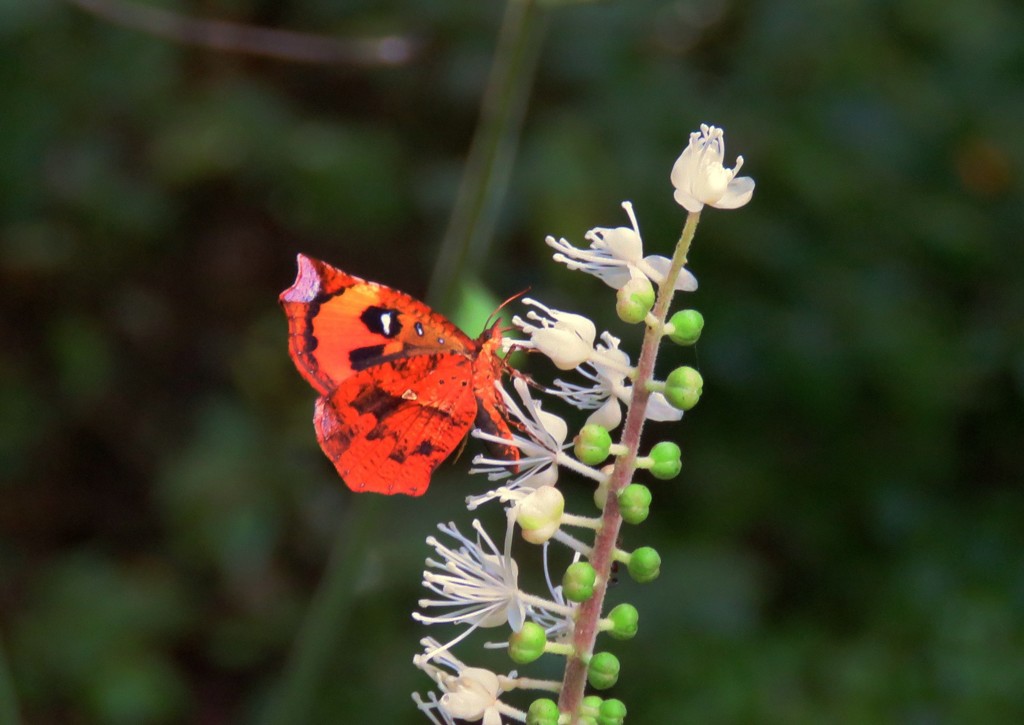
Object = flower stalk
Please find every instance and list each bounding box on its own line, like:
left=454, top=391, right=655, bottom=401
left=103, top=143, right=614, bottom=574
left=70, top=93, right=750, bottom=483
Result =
left=413, top=124, right=752, bottom=724
left=427, top=0, right=548, bottom=311
left=556, top=209, right=701, bottom=719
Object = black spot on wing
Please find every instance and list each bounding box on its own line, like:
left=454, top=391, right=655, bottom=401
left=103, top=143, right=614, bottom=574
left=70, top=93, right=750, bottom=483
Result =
left=361, top=305, right=402, bottom=338
left=414, top=440, right=436, bottom=456
left=358, top=392, right=459, bottom=470
left=349, top=344, right=387, bottom=370
left=302, top=298, right=321, bottom=353
left=348, top=385, right=403, bottom=419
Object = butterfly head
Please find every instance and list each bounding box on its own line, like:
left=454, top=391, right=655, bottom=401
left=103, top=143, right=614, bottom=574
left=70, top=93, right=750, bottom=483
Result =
left=480, top=287, right=528, bottom=350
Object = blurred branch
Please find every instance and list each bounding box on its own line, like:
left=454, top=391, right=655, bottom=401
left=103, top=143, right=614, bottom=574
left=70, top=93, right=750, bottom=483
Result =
left=0, top=637, right=19, bottom=725
left=64, top=0, right=422, bottom=66
left=426, top=0, right=548, bottom=310
left=261, top=2, right=549, bottom=719
left=258, top=497, right=383, bottom=725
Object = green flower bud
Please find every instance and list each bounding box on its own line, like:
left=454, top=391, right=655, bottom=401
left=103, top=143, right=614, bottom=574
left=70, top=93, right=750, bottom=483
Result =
left=664, top=366, right=703, bottom=411
left=574, top=424, right=612, bottom=465
left=581, top=695, right=604, bottom=717
left=667, top=308, right=704, bottom=345
left=598, top=698, right=627, bottom=725
left=587, top=651, right=621, bottom=690
left=648, top=441, right=682, bottom=479
left=618, top=483, right=652, bottom=524
left=527, top=698, right=561, bottom=725
left=615, top=277, right=655, bottom=324
left=563, top=561, right=597, bottom=602
left=627, top=546, right=661, bottom=583
left=606, top=603, right=639, bottom=640
left=509, top=621, right=548, bottom=664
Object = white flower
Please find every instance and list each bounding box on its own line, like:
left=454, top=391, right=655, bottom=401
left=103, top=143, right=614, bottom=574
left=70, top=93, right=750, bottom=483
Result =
left=469, top=378, right=569, bottom=508
left=413, top=515, right=525, bottom=655
left=413, top=641, right=513, bottom=725
left=442, top=667, right=504, bottom=724
left=547, top=201, right=698, bottom=292
left=512, top=299, right=596, bottom=370
left=548, top=332, right=683, bottom=429
left=671, top=123, right=754, bottom=212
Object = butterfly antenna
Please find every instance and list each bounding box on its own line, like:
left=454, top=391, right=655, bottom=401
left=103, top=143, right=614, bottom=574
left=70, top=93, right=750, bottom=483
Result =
left=486, top=287, right=530, bottom=331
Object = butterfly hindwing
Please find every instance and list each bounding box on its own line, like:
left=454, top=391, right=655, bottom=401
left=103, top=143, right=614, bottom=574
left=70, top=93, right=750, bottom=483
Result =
left=314, top=353, right=478, bottom=496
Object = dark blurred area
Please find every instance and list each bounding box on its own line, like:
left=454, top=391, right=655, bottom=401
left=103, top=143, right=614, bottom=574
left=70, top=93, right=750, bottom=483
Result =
left=2, top=0, right=1023, bottom=722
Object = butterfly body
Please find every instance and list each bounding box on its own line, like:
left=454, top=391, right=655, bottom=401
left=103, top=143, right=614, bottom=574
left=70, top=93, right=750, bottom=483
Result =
left=280, top=254, right=514, bottom=496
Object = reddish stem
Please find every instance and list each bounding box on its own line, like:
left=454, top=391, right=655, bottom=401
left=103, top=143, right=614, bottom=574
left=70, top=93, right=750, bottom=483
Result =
left=557, top=210, right=700, bottom=721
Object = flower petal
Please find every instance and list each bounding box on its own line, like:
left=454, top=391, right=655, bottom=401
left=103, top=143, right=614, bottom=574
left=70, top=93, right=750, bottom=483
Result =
left=712, top=175, right=755, bottom=209
left=590, top=224, right=642, bottom=263
left=672, top=189, right=705, bottom=213
left=585, top=398, right=622, bottom=429
left=646, top=392, right=684, bottom=422
left=593, top=266, right=633, bottom=290
left=642, top=255, right=698, bottom=291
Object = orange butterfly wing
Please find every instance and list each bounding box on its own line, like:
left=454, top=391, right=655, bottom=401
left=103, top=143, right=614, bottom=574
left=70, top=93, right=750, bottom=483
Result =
left=280, top=254, right=515, bottom=496
left=314, top=354, right=477, bottom=495
left=281, top=254, right=474, bottom=395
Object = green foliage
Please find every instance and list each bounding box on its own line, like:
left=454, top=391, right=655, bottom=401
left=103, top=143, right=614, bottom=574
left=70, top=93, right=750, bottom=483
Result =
left=2, top=0, right=1023, bottom=722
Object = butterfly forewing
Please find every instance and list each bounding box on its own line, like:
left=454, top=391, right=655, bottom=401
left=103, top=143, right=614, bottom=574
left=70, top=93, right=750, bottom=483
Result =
left=281, top=254, right=473, bottom=396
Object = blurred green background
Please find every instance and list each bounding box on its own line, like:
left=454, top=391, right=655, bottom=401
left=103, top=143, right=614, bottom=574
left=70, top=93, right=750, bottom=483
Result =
left=2, top=0, right=1023, bottom=723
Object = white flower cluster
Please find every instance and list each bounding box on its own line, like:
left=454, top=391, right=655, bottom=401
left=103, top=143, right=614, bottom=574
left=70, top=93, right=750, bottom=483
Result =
left=412, top=124, right=752, bottom=724
left=412, top=514, right=573, bottom=725
left=413, top=641, right=516, bottom=725
left=547, top=201, right=698, bottom=293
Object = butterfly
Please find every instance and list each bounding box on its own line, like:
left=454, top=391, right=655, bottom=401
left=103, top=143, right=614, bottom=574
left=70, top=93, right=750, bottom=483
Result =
left=280, top=254, right=517, bottom=496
